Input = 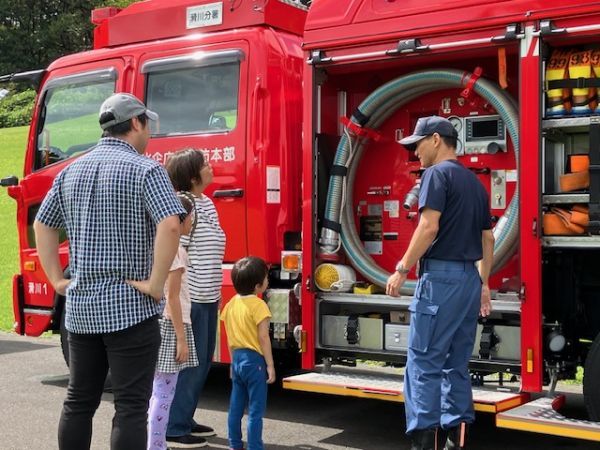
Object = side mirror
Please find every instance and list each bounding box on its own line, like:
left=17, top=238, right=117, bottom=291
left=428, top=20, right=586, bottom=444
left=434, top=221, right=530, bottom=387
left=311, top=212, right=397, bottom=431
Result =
left=1, top=176, right=18, bottom=187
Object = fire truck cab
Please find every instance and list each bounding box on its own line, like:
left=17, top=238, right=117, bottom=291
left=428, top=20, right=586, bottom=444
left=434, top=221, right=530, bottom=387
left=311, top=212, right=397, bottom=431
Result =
left=1, top=0, right=306, bottom=365
left=282, top=0, right=600, bottom=441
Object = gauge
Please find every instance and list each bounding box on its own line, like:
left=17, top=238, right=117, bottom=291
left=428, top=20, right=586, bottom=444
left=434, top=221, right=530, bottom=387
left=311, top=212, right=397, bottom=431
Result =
left=447, top=116, right=463, bottom=155
left=448, top=115, right=462, bottom=133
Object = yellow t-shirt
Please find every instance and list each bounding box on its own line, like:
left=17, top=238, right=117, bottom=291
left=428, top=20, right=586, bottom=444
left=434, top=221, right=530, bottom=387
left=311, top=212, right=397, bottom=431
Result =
left=220, top=294, right=272, bottom=355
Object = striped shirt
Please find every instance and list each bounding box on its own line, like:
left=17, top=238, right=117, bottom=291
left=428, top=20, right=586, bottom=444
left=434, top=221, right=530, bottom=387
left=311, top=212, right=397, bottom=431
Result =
left=181, top=194, right=226, bottom=303
left=36, top=137, right=186, bottom=334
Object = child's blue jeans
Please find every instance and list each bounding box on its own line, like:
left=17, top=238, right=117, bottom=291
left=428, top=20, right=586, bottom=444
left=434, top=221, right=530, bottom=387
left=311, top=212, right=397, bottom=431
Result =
left=228, top=349, right=268, bottom=450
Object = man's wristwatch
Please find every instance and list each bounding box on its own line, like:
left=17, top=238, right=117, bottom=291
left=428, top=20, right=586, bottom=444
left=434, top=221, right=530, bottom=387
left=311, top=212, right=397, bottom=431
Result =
left=395, top=262, right=410, bottom=274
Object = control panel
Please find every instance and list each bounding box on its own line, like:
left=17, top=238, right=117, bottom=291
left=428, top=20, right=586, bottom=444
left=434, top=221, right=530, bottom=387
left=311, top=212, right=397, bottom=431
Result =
left=448, top=114, right=506, bottom=155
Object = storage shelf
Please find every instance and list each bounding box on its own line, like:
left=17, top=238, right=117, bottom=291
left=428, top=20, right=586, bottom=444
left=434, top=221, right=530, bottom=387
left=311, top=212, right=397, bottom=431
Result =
left=542, top=116, right=600, bottom=130
left=542, top=193, right=589, bottom=204
left=320, top=293, right=412, bottom=307
left=542, top=236, right=600, bottom=248
left=319, top=292, right=521, bottom=313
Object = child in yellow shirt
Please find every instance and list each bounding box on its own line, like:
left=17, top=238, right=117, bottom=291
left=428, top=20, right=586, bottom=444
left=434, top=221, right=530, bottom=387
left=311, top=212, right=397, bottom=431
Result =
left=221, top=256, right=275, bottom=450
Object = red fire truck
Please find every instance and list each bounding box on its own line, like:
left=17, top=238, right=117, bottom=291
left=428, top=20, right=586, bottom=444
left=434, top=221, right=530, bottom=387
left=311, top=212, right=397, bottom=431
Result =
left=0, top=0, right=307, bottom=364
left=4, top=0, right=600, bottom=442
left=280, top=0, right=600, bottom=442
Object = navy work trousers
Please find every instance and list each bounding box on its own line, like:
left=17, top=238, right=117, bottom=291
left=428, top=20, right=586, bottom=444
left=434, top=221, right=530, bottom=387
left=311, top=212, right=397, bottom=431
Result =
left=404, top=259, right=481, bottom=434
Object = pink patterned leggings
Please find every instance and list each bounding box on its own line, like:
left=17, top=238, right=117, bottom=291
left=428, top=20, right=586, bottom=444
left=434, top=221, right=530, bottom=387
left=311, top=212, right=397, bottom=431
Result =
left=147, top=372, right=179, bottom=450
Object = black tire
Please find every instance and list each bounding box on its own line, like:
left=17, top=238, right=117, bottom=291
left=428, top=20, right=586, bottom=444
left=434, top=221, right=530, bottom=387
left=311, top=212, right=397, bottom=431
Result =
left=584, top=333, right=600, bottom=421
left=59, top=305, right=69, bottom=367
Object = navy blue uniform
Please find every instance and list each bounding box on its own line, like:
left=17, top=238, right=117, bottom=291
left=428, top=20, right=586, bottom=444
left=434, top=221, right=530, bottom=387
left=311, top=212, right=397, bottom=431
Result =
left=404, top=159, right=491, bottom=433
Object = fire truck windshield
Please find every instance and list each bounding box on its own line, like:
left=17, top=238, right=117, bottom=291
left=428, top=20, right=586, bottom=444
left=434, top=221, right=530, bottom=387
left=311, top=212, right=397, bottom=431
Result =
left=35, top=78, right=115, bottom=170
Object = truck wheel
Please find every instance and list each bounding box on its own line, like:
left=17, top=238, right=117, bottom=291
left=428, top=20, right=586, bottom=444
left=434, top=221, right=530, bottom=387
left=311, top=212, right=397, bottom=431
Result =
left=584, top=333, right=600, bottom=421
left=59, top=307, right=70, bottom=367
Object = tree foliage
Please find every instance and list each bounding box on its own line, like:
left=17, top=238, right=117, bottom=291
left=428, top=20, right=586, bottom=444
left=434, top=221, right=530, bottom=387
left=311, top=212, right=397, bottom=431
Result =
left=0, top=0, right=137, bottom=75
left=0, top=0, right=136, bottom=128
left=0, top=88, right=35, bottom=127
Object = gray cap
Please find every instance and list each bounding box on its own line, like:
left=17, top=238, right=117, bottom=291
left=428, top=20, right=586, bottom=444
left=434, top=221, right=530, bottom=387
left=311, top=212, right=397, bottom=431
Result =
left=99, top=93, right=158, bottom=130
left=399, top=116, right=458, bottom=150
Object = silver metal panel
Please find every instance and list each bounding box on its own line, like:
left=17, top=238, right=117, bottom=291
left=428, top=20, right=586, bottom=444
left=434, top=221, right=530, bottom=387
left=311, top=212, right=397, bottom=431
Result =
left=337, top=90, right=347, bottom=136
left=321, top=315, right=383, bottom=350
left=265, top=289, right=290, bottom=324
left=491, top=170, right=506, bottom=209
left=472, top=324, right=521, bottom=360
left=384, top=323, right=410, bottom=352
left=542, top=116, right=598, bottom=130
left=319, top=293, right=521, bottom=314
left=542, top=236, right=600, bottom=248
left=542, top=194, right=589, bottom=204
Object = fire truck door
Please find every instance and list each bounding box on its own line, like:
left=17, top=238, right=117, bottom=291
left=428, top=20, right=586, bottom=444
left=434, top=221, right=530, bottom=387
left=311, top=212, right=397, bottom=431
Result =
left=139, top=43, right=249, bottom=262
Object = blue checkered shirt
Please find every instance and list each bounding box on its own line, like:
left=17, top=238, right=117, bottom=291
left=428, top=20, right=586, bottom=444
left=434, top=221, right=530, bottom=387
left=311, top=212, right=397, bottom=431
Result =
left=36, top=137, right=186, bottom=334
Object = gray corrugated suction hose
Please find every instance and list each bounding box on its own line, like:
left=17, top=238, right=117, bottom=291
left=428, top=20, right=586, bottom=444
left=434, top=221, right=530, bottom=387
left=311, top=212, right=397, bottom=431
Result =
left=320, top=69, right=519, bottom=294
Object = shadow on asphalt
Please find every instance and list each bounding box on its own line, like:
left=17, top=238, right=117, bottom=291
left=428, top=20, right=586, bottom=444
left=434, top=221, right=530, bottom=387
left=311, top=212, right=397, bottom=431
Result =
left=0, top=339, right=54, bottom=356
left=200, top=365, right=599, bottom=450
left=34, top=361, right=600, bottom=449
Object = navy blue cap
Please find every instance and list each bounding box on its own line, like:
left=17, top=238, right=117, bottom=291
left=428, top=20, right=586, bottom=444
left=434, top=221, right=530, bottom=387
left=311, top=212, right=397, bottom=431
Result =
left=399, top=116, right=458, bottom=150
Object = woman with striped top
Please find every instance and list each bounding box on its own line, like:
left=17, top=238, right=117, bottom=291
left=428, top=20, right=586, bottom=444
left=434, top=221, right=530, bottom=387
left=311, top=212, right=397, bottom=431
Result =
left=164, top=149, right=226, bottom=448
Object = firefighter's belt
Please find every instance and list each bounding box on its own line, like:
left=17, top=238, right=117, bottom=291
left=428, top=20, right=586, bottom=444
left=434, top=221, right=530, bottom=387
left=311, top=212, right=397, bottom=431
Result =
left=345, top=314, right=360, bottom=345
left=543, top=206, right=589, bottom=235
left=559, top=170, right=590, bottom=192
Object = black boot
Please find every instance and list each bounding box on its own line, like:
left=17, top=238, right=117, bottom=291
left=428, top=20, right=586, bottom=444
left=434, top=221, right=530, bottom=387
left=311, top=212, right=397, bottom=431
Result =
left=410, top=428, right=439, bottom=450
left=444, top=422, right=468, bottom=450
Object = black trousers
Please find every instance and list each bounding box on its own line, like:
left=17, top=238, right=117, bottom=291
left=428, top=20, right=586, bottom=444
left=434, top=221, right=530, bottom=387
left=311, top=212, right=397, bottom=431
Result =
left=58, top=316, right=160, bottom=450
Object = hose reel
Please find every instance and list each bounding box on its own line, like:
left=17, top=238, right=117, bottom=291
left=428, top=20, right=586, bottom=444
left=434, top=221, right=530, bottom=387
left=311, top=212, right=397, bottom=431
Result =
left=320, top=69, right=519, bottom=295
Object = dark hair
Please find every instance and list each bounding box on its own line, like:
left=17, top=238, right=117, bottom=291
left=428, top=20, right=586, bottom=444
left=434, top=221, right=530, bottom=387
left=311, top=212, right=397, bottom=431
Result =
left=440, top=134, right=457, bottom=150
left=101, top=113, right=147, bottom=138
left=165, top=148, right=205, bottom=191
left=232, top=256, right=269, bottom=296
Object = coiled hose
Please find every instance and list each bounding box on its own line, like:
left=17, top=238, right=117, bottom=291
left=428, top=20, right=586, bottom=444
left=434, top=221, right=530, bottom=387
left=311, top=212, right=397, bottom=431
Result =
left=319, top=69, right=519, bottom=295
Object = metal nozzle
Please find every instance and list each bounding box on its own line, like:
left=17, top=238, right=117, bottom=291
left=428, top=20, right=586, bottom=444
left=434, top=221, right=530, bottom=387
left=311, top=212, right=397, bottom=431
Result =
left=403, top=180, right=421, bottom=210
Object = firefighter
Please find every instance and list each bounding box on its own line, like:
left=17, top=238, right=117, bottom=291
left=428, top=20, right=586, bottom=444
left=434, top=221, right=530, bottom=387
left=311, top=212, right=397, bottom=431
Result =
left=386, top=116, right=494, bottom=450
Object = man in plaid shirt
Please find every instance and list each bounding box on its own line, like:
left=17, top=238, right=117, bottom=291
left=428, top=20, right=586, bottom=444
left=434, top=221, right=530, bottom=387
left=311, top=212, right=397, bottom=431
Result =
left=34, top=93, right=186, bottom=450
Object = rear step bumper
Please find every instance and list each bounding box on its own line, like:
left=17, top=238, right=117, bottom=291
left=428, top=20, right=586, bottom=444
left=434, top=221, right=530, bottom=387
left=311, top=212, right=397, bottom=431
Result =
left=283, top=369, right=528, bottom=413
left=497, top=396, right=600, bottom=441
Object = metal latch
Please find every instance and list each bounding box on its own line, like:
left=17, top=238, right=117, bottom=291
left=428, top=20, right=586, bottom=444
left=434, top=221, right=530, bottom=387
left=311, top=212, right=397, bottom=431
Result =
left=387, top=38, right=428, bottom=56
left=491, top=23, right=523, bottom=42
left=308, top=50, right=332, bottom=65
left=538, top=20, right=566, bottom=36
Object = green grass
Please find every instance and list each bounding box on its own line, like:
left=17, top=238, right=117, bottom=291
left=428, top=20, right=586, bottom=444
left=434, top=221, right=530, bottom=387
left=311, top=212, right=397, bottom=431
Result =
left=0, top=125, right=27, bottom=331
left=44, top=113, right=102, bottom=153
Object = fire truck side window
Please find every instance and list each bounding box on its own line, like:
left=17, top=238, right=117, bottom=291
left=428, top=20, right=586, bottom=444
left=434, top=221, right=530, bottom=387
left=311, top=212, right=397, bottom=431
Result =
left=146, top=62, right=240, bottom=136
left=35, top=78, right=115, bottom=171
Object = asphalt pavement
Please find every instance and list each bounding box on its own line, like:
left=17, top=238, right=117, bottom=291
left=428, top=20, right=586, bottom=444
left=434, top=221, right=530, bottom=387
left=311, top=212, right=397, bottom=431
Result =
left=1, top=331, right=600, bottom=449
